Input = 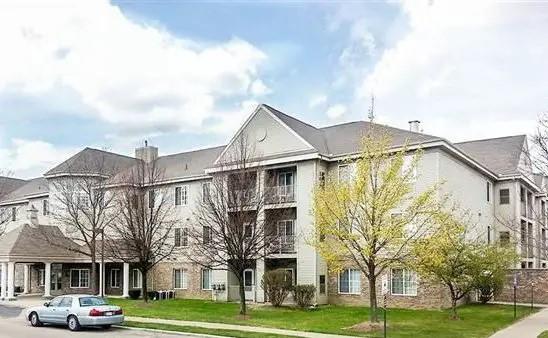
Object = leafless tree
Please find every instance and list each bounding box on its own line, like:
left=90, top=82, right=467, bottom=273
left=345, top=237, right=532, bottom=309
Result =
left=0, top=172, right=22, bottom=236
left=107, top=158, right=179, bottom=302
left=185, top=135, right=288, bottom=316
left=41, top=153, right=120, bottom=295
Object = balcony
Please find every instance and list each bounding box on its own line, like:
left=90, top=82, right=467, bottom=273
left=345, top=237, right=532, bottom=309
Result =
left=266, top=185, right=295, bottom=204
left=268, top=235, right=296, bottom=254
left=228, top=189, right=256, bottom=207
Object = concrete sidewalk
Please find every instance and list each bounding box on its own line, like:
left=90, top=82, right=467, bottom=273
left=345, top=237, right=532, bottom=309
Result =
left=126, top=316, right=357, bottom=338
left=490, top=307, right=548, bottom=338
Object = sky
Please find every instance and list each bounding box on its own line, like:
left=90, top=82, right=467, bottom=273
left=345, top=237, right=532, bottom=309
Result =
left=0, top=0, right=547, bottom=178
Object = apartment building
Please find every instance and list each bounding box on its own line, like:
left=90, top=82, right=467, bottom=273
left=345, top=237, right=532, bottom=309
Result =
left=0, top=104, right=545, bottom=308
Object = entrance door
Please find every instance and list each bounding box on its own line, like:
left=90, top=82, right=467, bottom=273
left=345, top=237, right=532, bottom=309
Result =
left=243, top=269, right=255, bottom=301
left=51, top=265, right=62, bottom=292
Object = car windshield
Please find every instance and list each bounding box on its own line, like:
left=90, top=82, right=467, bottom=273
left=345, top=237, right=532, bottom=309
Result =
left=78, top=297, right=108, bottom=307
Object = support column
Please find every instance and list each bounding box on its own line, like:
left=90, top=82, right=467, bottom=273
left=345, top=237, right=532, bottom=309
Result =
left=7, top=262, right=15, bottom=300
left=256, top=258, right=265, bottom=303
left=99, top=262, right=104, bottom=297
left=23, top=264, right=29, bottom=294
left=0, top=262, right=7, bottom=299
left=43, top=262, right=51, bottom=298
left=122, top=263, right=130, bottom=298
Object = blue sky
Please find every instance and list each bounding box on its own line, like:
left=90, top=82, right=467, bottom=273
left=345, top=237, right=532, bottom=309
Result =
left=0, top=1, right=547, bottom=178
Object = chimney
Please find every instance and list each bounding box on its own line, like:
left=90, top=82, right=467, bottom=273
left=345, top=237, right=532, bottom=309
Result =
left=135, top=140, right=158, bottom=163
left=408, top=120, right=421, bottom=133
left=27, top=205, right=39, bottom=227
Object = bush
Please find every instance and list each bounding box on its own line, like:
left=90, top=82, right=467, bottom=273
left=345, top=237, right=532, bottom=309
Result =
left=261, top=269, right=293, bottom=307
left=128, top=289, right=141, bottom=300
left=293, top=284, right=316, bottom=308
left=147, top=291, right=158, bottom=300
left=474, top=272, right=504, bottom=304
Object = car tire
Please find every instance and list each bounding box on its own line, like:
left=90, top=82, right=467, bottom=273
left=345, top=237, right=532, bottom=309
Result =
left=101, top=325, right=111, bottom=330
left=67, top=315, right=81, bottom=331
left=29, top=312, right=42, bottom=327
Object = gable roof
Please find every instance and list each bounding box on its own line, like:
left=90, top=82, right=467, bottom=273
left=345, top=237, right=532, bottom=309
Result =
left=0, top=177, right=27, bottom=198
left=455, top=135, right=527, bottom=176
left=263, top=104, right=442, bottom=157
left=45, top=147, right=136, bottom=177
left=0, top=224, right=84, bottom=260
left=0, top=177, right=49, bottom=205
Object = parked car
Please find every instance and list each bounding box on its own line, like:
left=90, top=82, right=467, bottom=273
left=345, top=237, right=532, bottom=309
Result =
left=25, top=295, right=124, bottom=331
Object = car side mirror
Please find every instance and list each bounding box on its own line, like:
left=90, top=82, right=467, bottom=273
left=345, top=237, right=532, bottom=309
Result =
left=43, top=302, right=50, bottom=307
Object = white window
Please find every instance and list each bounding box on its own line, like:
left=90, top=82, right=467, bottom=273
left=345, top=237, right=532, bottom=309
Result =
left=402, top=156, right=417, bottom=182
left=391, top=269, right=417, bottom=296
left=173, top=268, right=188, bottom=289
left=202, top=182, right=210, bottom=202
left=38, top=269, right=45, bottom=286
left=70, top=269, right=90, bottom=288
left=500, top=189, right=510, bottom=205
left=201, top=269, right=212, bottom=290
left=175, top=186, right=188, bottom=206
left=338, top=164, right=352, bottom=182
left=131, top=269, right=142, bottom=289
left=76, top=192, right=90, bottom=208
left=175, top=227, right=189, bottom=247
left=110, top=269, right=121, bottom=288
left=339, top=269, right=361, bottom=294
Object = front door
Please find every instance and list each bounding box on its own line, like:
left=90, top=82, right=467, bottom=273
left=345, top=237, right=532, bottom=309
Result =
left=243, top=269, right=255, bottom=301
left=51, top=265, right=62, bottom=292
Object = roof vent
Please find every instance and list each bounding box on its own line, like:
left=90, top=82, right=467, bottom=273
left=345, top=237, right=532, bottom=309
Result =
left=408, top=120, right=421, bottom=133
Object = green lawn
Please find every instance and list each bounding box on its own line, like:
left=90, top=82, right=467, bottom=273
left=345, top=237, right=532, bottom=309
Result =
left=123, top=321, right=298, bottom=338
left=110, top=298, right=537, bottom=338
left=538, top=331, right=548, bottom=338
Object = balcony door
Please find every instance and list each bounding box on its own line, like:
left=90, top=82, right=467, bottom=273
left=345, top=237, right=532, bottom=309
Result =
left=277, top=220, right=295, bottom=253
left=243, top=269, right=255, bottom=301
left=277, top=172, right=294, bottom=201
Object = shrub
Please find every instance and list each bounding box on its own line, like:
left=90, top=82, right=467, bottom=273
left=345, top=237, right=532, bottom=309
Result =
left=147, top=291, right=158, bottom=300
left=128, top=289, right=141, bottom=300
left=293, top=284, right=316, bottom=308
left=261, top=269, right=293, bottom=307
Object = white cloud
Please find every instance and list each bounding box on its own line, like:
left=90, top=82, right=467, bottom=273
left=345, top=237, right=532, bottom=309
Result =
left=0, top=1, right=267, bottom=136
left=250, top=79, right=272, bottom=96
left=0, top=139, right=78, bottom=179
left=355, top=1, right=547, bottom=141
left=326, top=104, right=347, bottom=119
left=309, top=94, right=327, bottom=108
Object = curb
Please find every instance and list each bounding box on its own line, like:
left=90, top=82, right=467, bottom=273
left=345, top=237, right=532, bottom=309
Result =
left=114, top=325, right=231, bottom=338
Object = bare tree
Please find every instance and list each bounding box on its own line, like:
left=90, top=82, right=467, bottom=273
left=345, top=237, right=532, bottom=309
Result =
left=185, top=135, right=287, bottom=316
left=43, top=154, right=120, bottom=294
left=107, top=158, right=179, bottom=302
left=0, top=172, right=22, bottom=236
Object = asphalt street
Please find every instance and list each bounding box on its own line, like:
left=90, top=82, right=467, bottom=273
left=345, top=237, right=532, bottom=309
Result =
left=0, top=305, right=204, bottom=338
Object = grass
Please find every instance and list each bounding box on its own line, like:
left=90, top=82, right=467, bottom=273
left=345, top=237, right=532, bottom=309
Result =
left=123, top=321, right=298, bottom=338
left=538, top=331, right=548, bottom=338
left=110, top=298, right=538, bottom=338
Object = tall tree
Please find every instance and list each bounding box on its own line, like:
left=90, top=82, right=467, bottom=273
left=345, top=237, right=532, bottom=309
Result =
left=0, top=173, right=21, bottom=236
left=413, top=210, right=517, bottom=319
left=186, top=135, right=287, bottom=316
left=312, top=132, right=440, bottom=323
left=107, top=158, right=179, bottom=302
left=43, top=154, right=120, bottom=294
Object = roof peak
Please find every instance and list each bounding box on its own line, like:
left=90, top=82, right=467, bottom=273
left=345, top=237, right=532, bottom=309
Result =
left=456, top=134, right=526, bottom=145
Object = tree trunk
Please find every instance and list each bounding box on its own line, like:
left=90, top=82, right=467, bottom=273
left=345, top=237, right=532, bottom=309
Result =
left=451, top=298, right=458, bottom=320
left=368, top=275, right=379, bottom=323
left=142, top=269, right=148, bottom=303
left=239, top=278, right=247, bottom=316
left=90, top=247, right=97, bottom=295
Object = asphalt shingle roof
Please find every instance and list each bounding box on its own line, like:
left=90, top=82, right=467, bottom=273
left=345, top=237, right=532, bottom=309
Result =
left=0, top=177, right=27, bottom=198
left=45, top=147, right=136, bottom=177
left=455, top=135, right=527, bottom=176
left=0, top=177, right=49, bottom=204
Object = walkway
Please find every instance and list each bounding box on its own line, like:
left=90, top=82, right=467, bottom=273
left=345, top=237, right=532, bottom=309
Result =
left=126, top=316, right=358, bottom=338
left=490, top=307, right=548, bottom=338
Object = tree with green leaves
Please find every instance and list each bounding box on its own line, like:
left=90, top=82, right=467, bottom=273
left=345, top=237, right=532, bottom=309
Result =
left=312, top=131, right=441, bottom=323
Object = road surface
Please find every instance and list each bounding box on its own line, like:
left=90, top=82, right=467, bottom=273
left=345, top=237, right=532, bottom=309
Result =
left=0, top=305, right=204, bottom=338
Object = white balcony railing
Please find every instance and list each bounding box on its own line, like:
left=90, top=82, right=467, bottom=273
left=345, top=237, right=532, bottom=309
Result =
left=266, top=185, right=295, bottom=204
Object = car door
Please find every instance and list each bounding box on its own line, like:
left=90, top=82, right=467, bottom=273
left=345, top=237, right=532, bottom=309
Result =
left=53, top=297, right=73, bottom=323
left=40, top=297, right=62, bottom=323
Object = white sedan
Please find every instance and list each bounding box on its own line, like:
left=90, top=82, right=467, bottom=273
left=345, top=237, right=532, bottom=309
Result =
left=25, top=295, right=124, bottom=331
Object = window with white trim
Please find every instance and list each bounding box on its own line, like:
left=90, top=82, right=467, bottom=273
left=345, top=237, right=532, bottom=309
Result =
left=339, top=269, right=360, bottom=294
left=391, top=268, right=417, bottom=296
left=201, top=269, right=212, bottom=290
left=70, top=269, right=90, bottom=288
left=131, top=269, right=142, bottom=289
left=175, top=186, right=188, bottom=206
left=202, top=182, right=210, bottom=203
left=173, top=268, right=188, bottom=289
left=175, top=227, right=189, bottom=247
left=402, top=156, right=417, bottom=182
left=338, top=164, right=352, bottom=182
left=110, top=269, right=121, bottom=288
left=76, top=192, right=90, bottom=208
